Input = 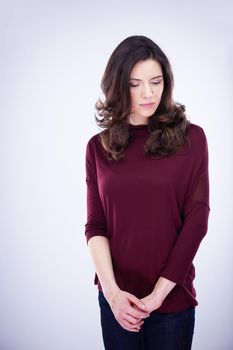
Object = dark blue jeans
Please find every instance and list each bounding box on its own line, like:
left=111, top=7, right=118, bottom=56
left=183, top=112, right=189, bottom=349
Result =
left=98, top=290, right=195, bottom=350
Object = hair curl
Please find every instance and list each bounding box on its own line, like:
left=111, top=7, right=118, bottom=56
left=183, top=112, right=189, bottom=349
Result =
left=94, top=35, right=191, bottom=160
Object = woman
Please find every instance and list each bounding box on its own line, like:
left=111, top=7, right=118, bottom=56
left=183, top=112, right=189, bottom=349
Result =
left=84, top=35, right=210, bottom=350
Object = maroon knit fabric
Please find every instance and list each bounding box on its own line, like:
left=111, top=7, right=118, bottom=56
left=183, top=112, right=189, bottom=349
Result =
left=84, top=122, right=210, bottom=313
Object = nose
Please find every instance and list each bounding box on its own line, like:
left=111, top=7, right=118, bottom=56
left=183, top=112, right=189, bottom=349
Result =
left=142, top=83, right=153, bottom=98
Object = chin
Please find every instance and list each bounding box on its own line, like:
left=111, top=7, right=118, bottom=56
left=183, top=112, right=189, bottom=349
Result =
left=143, top=112, right=156, bottom=118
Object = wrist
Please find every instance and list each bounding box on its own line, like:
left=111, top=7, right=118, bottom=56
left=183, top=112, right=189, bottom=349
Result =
left=151, top=289, right=165, bottom=305
left=152, top=277, right=176, bottom=302
left=103, top=285, right=121, bottom=305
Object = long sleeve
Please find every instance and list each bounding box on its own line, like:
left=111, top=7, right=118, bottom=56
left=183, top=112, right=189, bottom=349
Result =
left=160, top=128, right=210, bottom=286
left=84, top=138, right=109, bottom=244
left=84, top=124, right=210, bottom=312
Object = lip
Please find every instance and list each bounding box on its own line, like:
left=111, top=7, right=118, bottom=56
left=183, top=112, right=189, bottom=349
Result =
left=139, top=103, right=155, bottom=107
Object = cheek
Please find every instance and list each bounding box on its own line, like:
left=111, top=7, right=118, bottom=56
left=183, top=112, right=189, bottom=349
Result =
left=155, top=87, right=164, bottom=100
left=130, top=91, right=138, bottom=105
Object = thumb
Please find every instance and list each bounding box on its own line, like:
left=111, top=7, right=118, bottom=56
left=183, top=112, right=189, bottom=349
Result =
left=127, top=293, right=148, bottom=311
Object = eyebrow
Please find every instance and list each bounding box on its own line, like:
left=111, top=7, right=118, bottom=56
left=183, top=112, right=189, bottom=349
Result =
left=129, top=75, right=163, bottom=81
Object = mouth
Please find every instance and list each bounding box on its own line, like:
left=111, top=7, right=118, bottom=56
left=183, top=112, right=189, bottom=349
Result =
left=139, top=103, right=155, bottom=108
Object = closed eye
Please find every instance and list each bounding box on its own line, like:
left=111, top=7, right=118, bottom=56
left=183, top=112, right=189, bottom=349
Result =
left=152, top=81, right=161, bottom=85
left=129, top=80, right=162, bottom=88
left=129, top=84, right=139, bottom=87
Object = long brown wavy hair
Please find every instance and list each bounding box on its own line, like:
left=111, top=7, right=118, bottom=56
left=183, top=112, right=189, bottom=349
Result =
left=95, top=35, right=191, bottom=161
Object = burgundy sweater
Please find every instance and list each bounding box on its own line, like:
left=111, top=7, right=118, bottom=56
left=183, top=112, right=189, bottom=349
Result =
left=84, top=122, right=210, bottom=313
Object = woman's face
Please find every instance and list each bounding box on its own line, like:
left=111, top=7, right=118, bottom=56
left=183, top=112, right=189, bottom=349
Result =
left=128, top=59, right=164, bottom=125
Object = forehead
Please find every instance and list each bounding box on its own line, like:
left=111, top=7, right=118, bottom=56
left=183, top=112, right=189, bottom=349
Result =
left=130, top=59, right=162, bottom=78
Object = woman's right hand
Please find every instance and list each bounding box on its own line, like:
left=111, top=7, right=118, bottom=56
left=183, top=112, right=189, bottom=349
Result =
left=106, top=289, right=150, bottom=332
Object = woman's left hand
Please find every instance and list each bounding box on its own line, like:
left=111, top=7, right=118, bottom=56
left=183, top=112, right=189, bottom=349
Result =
left=139, top=292, right=164, bottom=313
left=132, top=277, right=177, bottom=314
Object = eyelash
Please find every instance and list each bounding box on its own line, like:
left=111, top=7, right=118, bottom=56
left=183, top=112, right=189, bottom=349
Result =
left=129, top=81, right=161, bottom=87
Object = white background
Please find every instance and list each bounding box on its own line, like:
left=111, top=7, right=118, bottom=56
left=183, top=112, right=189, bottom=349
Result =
left=0, top=0, right=232, bottom=349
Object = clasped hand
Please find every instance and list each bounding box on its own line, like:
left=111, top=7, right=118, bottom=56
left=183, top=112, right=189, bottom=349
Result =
left=106, top=290, right=163, bottom=332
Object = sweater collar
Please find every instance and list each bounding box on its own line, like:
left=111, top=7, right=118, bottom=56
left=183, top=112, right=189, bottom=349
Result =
left=128, top=123, right=149, bottom=130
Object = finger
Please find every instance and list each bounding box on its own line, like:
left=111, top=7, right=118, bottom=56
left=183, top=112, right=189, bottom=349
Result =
left=127, top=293, right=148, bottom=312
left=124, top=313, right=144, bottom=326
left=121, top=324, right=140, bottom=332
left=118, top=318, right=137, bottom=332
left=128, top=306, right=150, bottom=319
left=121, top=318, right=143, bottom=332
